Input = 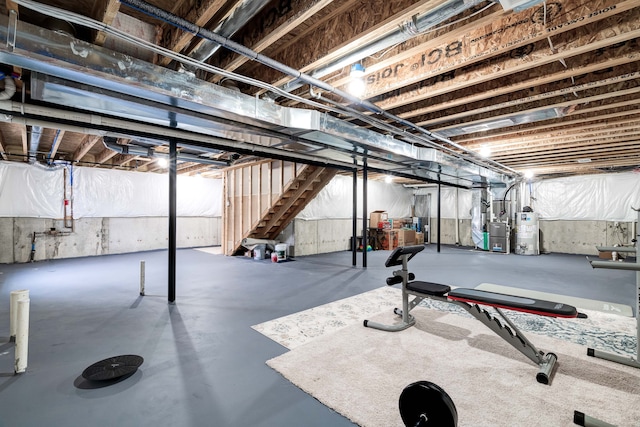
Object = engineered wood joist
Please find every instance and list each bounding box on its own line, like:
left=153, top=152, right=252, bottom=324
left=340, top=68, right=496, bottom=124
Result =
left=368, top=1, right=639, bottom=110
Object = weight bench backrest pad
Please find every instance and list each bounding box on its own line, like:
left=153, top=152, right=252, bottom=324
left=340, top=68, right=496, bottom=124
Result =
left=406, top=281, right=451, bottom=296
left=447, top=288, right=578, bottom=318
left=385, top=245, right=426, bottom=267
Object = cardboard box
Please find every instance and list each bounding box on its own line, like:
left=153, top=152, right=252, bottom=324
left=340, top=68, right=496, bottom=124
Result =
left=381, top=230, right=398, bottom=250
left=397, top=229, right=416, bottom=246
left=598, top=251, right=613, bottom=260
left=415, top=232, right=424, bottom=245
left=370, top=210, right=388, bottom=228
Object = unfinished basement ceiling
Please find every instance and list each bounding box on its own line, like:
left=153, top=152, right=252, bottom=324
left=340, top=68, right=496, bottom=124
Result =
left=0, top=0, right=637, bottom=187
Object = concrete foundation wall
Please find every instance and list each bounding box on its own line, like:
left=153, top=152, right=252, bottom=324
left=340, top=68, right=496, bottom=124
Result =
left=0, top=217, right=221, bottom=263
left=289, top=218, right=635, bottom=257
left=1, top=216, right=633, bottom=263
left=293, top=219, right=353, bottom=256
left=539, top=220, right=633, bottom=255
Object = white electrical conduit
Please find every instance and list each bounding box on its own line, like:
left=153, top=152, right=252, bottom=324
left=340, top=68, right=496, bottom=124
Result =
left=12, top=0, right=518, bottom=178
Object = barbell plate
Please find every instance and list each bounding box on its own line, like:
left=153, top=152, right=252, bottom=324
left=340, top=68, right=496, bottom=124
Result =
left=399, top=381, right=457, bottom=427
left=82, top=354, right=144, bottom=381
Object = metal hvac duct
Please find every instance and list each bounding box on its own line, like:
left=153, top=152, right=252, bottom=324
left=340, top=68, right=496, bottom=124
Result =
left=28, top=125, right=43, bottom=161
left=0, top=9, right=511, bottom=187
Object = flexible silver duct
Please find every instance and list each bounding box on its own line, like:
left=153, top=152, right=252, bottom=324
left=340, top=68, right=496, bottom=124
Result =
left=0, top=75, right=16, bottom=100
left=28, top=125, right=43, bottom=161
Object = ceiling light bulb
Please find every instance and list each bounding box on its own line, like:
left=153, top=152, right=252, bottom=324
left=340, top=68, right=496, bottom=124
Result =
left=157, top=158, right=168, bottom=168
left=479, top=146, right=491, bottom=158
left=524, top=170, right=534, bottom=179
left=350, top=63, right=365, bottom=78
left=385, top=175, right=393, bottom=183
left=348, top=78, right=366, bottom=97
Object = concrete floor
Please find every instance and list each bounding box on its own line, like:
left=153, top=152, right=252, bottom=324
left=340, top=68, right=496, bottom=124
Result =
left=0, top=245, right=636, bottom=427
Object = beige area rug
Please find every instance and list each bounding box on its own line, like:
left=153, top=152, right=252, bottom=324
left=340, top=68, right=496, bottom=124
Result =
left=257, top=288, right=640, bottom=426
left=267, top=308, right=640, bottom=426
left=252, top=286, right=401, bottom=350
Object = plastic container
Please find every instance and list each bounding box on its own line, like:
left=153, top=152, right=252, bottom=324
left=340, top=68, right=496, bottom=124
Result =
left=275, top=243, right=287, bottom=262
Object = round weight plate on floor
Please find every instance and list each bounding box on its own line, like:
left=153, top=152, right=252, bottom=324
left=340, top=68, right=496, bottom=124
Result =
left=399, top=381, right=457, bottom=427
left=82, top=355, right=144, bottom=381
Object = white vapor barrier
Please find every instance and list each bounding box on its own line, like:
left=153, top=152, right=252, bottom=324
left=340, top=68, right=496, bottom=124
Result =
left=297, top=175, right=413, bottom=220
left=530, top=172, right=640, bottom=221
left=0, top=162, right=64, bottom=218
left=0, top=162, right=222, bottom=218
left=413, top=186, right=472, bottom=219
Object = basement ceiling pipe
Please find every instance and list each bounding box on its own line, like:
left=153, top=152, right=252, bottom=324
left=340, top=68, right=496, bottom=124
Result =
left=284, top=0, right=487, bottom=91
left=101, top=137, right=230, bottom=166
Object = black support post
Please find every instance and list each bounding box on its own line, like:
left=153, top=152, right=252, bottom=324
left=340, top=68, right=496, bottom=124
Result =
left=168, top=138, right=177, bottom=303
left=352, top=167, right=357, bottom=267
left=362, top=158, right=368, bottom=268
left=437, top=183, right=441, bottom=253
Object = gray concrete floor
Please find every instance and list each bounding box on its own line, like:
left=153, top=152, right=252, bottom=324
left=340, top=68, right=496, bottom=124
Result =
left=0, top=245, right=636, bottom=427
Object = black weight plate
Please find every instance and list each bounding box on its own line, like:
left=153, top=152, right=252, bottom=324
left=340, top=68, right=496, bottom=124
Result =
left=399, top=381, right=457, bottom=427
left=82, top=354, right=144, bottom=381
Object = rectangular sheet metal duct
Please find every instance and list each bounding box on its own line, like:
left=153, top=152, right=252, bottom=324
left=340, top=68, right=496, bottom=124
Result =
left=0, top=14, right=509, bottom=187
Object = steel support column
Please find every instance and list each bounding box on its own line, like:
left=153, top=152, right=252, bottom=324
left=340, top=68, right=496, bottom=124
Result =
left=362, top=158, right=368, bottom=268
left=168, top=138, right=177, bottom=303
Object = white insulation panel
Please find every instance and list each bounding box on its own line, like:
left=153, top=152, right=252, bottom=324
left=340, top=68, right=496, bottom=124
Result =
left=0, top=162, right=222, bottom=218
left=3, top=162, right=640, bottom=222
left=530, top=172, right=640, bottom=221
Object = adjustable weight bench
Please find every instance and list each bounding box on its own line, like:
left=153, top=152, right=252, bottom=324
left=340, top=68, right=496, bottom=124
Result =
left=364, top=245, right=579, bottom=385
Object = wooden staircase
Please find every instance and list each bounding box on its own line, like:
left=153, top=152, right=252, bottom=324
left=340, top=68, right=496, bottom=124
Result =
left=225, top=162, right=337, bottom=255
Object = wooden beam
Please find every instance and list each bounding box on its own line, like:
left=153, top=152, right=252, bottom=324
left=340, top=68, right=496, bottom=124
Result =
left=92, top=0, right=121, bottom=46
left=454, top=99, right=640, bottom=143
left=94, top=147, right=118, bottom=165
left=178, top=163, right=214, bottom=175
left=464, top=118, right=640, bottom=151
left=47, top=129, right=65, bottom=161
left=19, top=124, right=27, bottom=159
left=157, top=0, right=229, bottom=66
left=429, top=82, right=640, bottom=132
left=402, top=55, right=639, bottom=123
left=212, top=0, right=336, bottom=82
left=73, top=135, right=101, bottom=162
left=516, top=158, right=640, bottom=176
left=503, top=146, right=640, bottom=167
left=494, top=134, right=640, bottom=159
left=368, top=4, right=640, bottom=111
left=245, top=0, right=449, bottom=89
